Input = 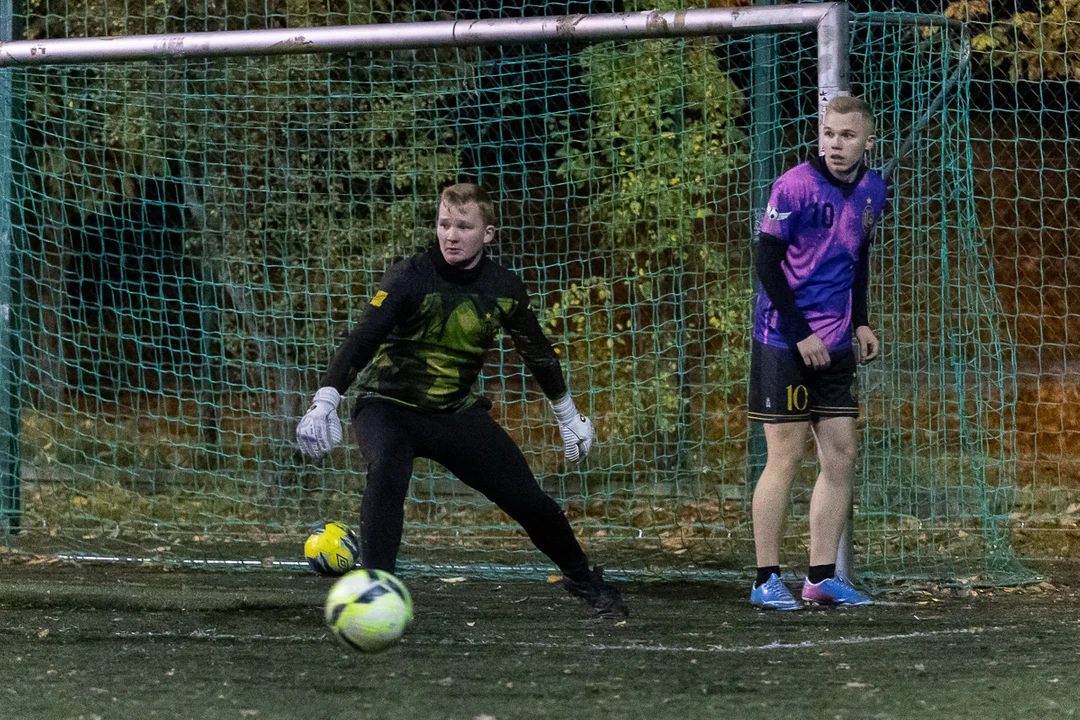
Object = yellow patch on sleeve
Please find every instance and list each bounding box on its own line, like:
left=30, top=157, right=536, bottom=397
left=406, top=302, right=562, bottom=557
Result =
left=370, top=290, right=388, bottom=307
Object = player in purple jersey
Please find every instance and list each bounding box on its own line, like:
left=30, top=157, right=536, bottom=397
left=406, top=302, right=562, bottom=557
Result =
left=748, top=97, right=888, bottom=610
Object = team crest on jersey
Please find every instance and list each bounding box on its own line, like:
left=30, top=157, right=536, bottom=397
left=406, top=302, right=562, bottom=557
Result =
left=862, top=198, right=875, bottom=235
left=766, top=204, right=791, bottom=222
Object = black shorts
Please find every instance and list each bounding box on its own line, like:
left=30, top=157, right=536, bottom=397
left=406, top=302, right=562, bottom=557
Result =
left=748, top=340, right=859, bottom=423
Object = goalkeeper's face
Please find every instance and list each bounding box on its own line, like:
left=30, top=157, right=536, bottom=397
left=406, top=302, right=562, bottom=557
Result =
left=822, top=111, right=875, bottom=181
left=437, top=201, right=496, bottom=269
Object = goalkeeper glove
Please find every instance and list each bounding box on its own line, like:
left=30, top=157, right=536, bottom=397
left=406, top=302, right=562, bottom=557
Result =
left=550, top=394, right=594, bottom=464
left=296, top=387, right=344, bottom=459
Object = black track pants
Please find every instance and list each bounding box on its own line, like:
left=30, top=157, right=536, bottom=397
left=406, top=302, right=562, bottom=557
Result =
left=353, top=401, right=590, bottom=577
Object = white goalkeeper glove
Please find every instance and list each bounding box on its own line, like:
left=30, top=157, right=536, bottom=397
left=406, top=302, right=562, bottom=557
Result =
left=296, top=387, right=344, bottom=459
left=550, top=394, right=594, bottom=464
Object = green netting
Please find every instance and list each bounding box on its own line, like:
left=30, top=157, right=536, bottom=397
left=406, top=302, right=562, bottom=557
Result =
left=947, top=0, right=1080, bottom=562
left=0, top=3, right=1032, bottom=581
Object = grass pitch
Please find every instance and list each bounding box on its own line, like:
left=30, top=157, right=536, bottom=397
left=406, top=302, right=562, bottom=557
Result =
left=1, top=561, right=1078, bottom=720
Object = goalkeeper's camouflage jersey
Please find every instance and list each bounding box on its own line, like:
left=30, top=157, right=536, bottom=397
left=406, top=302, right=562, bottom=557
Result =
left=321, top=245, right=567, bottom=413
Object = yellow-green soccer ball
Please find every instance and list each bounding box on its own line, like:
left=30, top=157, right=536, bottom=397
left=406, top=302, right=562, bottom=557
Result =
left=325, top=569, right=413, bottom=653
left=304, top=522, right=360, bottom=576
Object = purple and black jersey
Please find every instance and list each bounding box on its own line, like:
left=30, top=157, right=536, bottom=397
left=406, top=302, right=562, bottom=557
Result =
left=753, top=157, right=888, bottom=351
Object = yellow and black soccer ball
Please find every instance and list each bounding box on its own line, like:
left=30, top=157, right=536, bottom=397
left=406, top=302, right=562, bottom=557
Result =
left=325, top=569, right=413, bottom=653
left=303, top=522, right=360, bottom=576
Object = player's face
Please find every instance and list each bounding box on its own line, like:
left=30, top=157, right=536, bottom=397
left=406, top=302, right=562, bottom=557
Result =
left=822, top=111, right=875, bottom=180
left=437, top=201, right=495, bottom=269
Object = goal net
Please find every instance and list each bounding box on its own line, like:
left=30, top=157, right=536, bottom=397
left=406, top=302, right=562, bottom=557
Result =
left=0, top=4, right=1026, bottom=581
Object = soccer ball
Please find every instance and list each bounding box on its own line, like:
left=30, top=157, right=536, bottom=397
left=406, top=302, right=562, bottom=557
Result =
left=325, top=569, right=413, bottom=653
left=304, top=522, right=360, bottom=576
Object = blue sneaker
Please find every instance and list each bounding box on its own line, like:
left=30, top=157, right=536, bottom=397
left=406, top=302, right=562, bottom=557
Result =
left=801, top=577, right=873, bottom=606
left=750, top=574, right=802, bottom=611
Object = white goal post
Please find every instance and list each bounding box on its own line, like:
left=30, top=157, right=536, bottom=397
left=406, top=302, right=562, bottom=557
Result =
left=0, top=5, right=851, bottom=145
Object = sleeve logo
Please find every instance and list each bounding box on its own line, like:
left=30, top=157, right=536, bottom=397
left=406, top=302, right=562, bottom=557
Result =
left=765, top=204, right=791, bottom=221
left=370, top=290, right=388, bottom=307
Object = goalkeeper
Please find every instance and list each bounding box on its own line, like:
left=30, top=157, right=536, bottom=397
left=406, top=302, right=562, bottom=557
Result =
left=297, top=183, right=627, bottom=617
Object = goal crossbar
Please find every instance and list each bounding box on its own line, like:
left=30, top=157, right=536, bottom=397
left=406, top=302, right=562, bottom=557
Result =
left=0, top=5, right=850, bottom=116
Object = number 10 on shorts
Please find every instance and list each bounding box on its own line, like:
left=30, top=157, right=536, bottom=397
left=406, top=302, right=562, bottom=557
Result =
left=786, top=384, right=808, bottom=412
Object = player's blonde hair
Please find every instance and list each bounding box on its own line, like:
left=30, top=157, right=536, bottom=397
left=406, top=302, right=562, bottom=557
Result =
left=825, top=96, right=875, bottom=133
left=440, top=183, right=497, bottom=228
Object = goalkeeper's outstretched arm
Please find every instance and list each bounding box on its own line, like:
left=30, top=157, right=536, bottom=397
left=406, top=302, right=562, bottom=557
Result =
left=296, top=263, right=419, bottom=459
left=502, top=283, right=593, bottom=464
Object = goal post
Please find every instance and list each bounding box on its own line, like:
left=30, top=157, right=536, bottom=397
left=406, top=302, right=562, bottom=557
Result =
left=0, top=0, right=18, bottom=537
left=0, top=6, right=849, bottom=66
left=0, top=4, right=1027, bottom=582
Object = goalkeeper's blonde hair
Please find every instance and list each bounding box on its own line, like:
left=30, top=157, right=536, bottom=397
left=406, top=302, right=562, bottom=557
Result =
left=440, top=183, right=497, bottom=228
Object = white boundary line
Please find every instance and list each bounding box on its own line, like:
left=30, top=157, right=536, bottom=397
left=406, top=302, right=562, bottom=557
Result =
left=105, top=625, right=1011, bottom=653
left=51, top=553, right=749, bottom=582
left=111, top=630, right=324, bottom=642
left=546, top=626, right=1011, bottom=654
left=51, top=553, right=960, bottom=586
